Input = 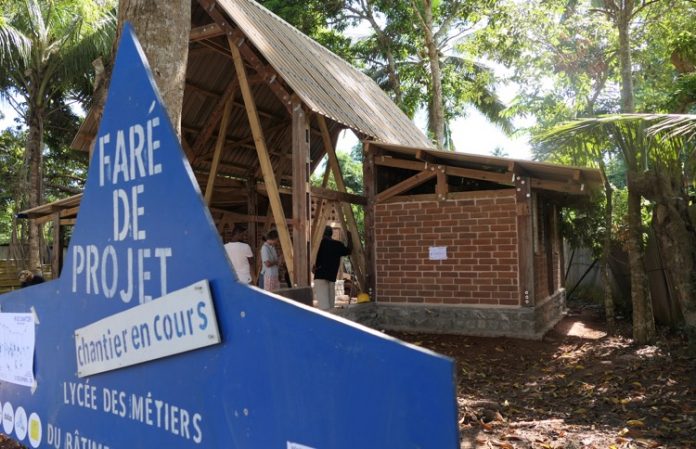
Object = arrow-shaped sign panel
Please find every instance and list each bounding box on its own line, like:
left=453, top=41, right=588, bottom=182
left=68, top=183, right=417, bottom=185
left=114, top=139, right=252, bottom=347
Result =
left=0, top=23, right=459, bottom=449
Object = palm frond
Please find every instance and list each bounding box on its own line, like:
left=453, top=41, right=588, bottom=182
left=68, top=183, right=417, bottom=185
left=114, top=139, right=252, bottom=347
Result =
left=0, top=22, right=31, bottom=67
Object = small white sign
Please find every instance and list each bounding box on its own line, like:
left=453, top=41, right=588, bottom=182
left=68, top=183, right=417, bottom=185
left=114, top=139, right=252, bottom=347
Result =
left=74, top=280, right=220, bottom=377
left=429, top=246, right=448, bottom=260
left=0, top=313, right=35, bottom=387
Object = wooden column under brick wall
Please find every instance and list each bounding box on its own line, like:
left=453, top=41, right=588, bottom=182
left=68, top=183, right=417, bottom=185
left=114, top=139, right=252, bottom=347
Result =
left=515, top=175, right=535, bottom=306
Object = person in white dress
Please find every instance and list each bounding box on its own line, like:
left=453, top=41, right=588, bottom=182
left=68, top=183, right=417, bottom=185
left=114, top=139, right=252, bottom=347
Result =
left=224, top=225, right=254, bottom=285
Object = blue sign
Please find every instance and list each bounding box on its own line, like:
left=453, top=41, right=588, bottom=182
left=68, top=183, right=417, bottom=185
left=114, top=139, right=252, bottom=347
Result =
left=0, top=24, right=458, bottom=449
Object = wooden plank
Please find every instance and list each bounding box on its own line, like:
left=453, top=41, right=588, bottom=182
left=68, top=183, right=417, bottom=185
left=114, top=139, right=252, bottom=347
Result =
left=530, top=178, right=586, bottom=195
left=436, top=167, right=449, bottom=199
left=375, top=170, right=437, bottom=203
left=204, top=98, right=233, bottom=205
left=515, top=173, right=535, bottom=307
left=190, top=23, right=224, bottom=41
left=310, top=199, right=331, bottom=270
left=376, top=156, right=513, bottom=185
left=292, top=97, right=311, bottom=287
left=191, top=79, right=238, bottom=160
left=318, top=115, right=366, bottom=290
left=229, top=35, right=294, bottom=280
left=246, top=177, right=258, bottom=284
left=362, top=142, right=376, bottom=298
left=51, top=212, right=64, bottom=278
left=256, top=184, right=366, bottom=206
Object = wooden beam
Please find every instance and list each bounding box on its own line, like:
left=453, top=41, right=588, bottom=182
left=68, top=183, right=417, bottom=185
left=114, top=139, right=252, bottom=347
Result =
left=530, top=178, right=586, bottom=195
left=229, top=35, right=294, bottom=281
left=190, top=23, right=224, bottom=41
left=375, top=170, right=437, bottom=203
left=292, top=97, right=311, bottom=287
left=515, top=172, right=535, bottom=307
left=204, top=98, right=233, bottom=205
left=310, top=199, right=331, bottom=269
left=51, top=212, right=64, bottom=278
left=436, top=167, right=449, bottom=199
left=209, top=208, right=277, bottom=224
left=318, top=115, right=366, bottom=290
left=362, top=142, right=376, bottom=298
left=376, top=156, right=514, bottom=186
left=257, top=184, right=366, bottom=206
left=310, top=164, right=332, bottom=268
left=191, top=79, right=238, bottom=160
left=247, top=177, right=258, bottom=284
left=198, top=0, right=293, bottom=114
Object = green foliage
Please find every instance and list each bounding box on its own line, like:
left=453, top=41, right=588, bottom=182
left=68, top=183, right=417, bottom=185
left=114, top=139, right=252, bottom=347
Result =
left=259, top=0, right=354, bottom=60
left=0, top=129, right=24, bottom=243
left=342, top=0, right=510, bottom=145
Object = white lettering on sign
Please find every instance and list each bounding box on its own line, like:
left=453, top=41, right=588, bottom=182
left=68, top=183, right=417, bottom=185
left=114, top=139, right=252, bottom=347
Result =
left=74, top=280, right=221, bottom=378
left=76, top=116, right=170, bottom=304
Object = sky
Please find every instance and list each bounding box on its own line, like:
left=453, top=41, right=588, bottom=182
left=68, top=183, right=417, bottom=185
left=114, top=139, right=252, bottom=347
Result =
left=1, top=16, right=534, bottom=161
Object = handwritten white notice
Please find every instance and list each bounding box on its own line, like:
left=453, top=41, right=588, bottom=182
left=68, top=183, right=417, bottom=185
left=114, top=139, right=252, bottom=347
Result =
left=429, top=246, right=448, bottom=261
left=0, top=313, right=36, bottom=387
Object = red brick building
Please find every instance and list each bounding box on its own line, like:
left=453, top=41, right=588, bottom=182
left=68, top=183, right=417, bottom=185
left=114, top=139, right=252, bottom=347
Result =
left=338, top=143, right=601, bottom=339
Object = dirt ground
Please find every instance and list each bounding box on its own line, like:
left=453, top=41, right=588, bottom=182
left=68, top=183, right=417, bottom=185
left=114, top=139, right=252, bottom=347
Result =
left=392, top=305, right=696, bottom=449
left=2, top=305, right=694, bottom=449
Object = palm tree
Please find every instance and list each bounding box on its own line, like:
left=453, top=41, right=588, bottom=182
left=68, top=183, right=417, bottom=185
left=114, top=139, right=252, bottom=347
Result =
left=539, top=113, right=696, bottom=345
left=0, top=0, right=114, bottom=271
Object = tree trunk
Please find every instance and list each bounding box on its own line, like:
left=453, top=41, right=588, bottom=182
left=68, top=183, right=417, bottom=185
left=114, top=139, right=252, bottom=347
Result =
left=615, top=0, right=655, bottom=343
left=639, top=168, right=696, bottom=347
left=419, top=0, right=446, bottom=149
left=25, top=102, right=45, bottom=271
left=626, top=180, right=655, bottom=344
left=117, top=0, right=191, bottom=136
left=598, top=162, right=615, bottom=332
left=617, top=2, right=635, bottom=113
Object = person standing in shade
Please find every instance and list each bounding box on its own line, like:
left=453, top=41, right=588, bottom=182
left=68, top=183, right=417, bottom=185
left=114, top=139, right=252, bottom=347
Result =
left=313, top=226, right=351, bottom=310
left=18, top=270, right=45, bottom=288
left=260, top=230, right=280, bottom=292
left=224, top=225, right=253, bottom=285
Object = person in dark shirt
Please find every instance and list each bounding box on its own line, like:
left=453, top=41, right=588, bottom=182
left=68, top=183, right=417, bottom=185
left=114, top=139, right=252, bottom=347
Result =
left=313, top=226, right=351, bottom=310
left=19, top=270, right=45, bottom=288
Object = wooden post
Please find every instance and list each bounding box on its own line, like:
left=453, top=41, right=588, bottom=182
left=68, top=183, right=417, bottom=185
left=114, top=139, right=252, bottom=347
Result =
left=247, top=176, right=258, bottom=284
left=362, top=142, right=376, bottom=299
left=309, top=163, right=332, bottom=271
left=292, top=97, right=311, bottom=287
left=229, top=36, right=294, bottom=280
left=436, top=166, right=449, bottom=199
left=317, top=116, right=366, bottom=290
left=51, top=212, right=64, bottom=279
left=515, top=173, right=535, bottom=306
left=310, top=200, right=331, bottom=268
left=204, top=98, right=233, bottom=205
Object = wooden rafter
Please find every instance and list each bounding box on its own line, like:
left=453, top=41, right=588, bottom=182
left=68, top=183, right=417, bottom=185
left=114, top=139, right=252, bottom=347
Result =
left=190, top=23, right=225, bottom=41
left=197, top=0, right=293, bottom=114
left=375, top=170, right=437, bottom=203
left=191, top=79, right=238, bottom=160
left=317, top=115, right=366, bottom=290
left=204, top=98, right=233, bottom=205
left=229, top=35, right=294, bottom=280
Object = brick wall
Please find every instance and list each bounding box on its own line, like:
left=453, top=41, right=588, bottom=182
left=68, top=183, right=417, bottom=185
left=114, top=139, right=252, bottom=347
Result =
left=375, top=190, right=520, bottom=306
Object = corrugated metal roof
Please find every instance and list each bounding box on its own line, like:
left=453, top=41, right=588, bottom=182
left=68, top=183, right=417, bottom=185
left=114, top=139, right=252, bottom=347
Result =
left=217, top=0, right=432, bottom=148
